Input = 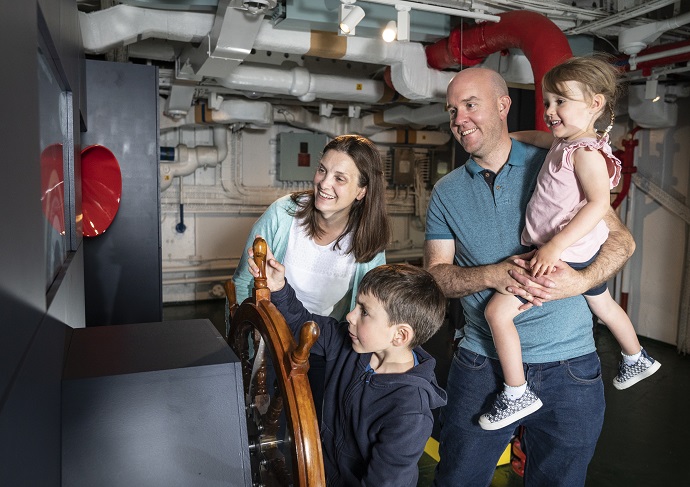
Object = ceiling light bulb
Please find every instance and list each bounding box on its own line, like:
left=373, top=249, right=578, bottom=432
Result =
left=382, top=20, right=397, bottom=42
left=340, top=5, right=365, bottom=34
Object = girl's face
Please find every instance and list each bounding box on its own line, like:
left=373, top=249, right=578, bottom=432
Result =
left=313, top=150, right=366, bottom=220
left=543, top=80, right=602, bottom=141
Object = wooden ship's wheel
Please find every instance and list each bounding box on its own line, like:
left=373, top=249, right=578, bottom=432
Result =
left=225, top=237, right=325, bottom=487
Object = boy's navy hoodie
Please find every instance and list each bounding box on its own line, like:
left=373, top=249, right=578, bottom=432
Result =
left=271, top=282, right=447, bottom=487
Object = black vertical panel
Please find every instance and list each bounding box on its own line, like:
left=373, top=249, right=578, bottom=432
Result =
left=507, top=86, right=536, bottom=132
left=83, top=60, right=161, bottom=325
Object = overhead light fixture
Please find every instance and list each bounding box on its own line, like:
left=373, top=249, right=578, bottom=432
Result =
left=382, top=20, right=397, bottom=42
left=645, top=77, right=659, bottom=102
left=339, top=4, right=365, bottom=35
left=395, top=5, right=411, bottom=42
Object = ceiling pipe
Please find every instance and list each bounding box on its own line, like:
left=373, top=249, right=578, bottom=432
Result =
left=611, top=127, right=640, bottom=211
left=251, top=21, right=453, bottom=101
left=160, top=126, right=228, bottom=191
left=272, top=102, right=448, bottom=137
left=79, top=4, right=214, bottom=53
left=424, top=11, right=573, bottom=131
left=618, top=11, right=690, bottom=55
left=624, top=39, right=690, bottom=73
left=159, top=97, right=274, bottom=131
left=216, top=64, right=388, bottom=103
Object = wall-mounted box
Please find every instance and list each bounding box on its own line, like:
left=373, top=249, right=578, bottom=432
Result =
left=278, top=132, right=329, bottom=181
left=430, top=148, right=453, bottom=187
left=392, top=148, right=416, bottom=186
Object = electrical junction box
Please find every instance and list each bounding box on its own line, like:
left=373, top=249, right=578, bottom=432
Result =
left=431, top=148, right=453, bottom=187
left=278, top=132, right=329, bottom=181
left=392, top=148, right=416, bottom=186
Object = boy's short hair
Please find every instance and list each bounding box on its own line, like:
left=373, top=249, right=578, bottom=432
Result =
left=358, top=264, right=446, bottom=348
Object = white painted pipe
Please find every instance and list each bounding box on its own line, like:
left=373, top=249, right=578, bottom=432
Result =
left=252, top=22, right=452, bottom=101
left=127, top=39, right=177, bottom=62
left=632, top=44, right=690, bottom=67
left=208, top=99, right=274, bottom=127
left=79, top=5, right=214, bottom=53
left=368, top=130, right=451, bottom=145
left=216, top=65, right=386, bottom=103
left=272, top=103, right=448, bottom=138
left=162, top=261, right=237, bottom=273
left=160, top=98, right=274, bottom=130
left=162, top=274, right=233, bottom=285
left=160, top=126, right=228, bottom=191
left=160, top=145, right=210, bottom=191
left=80, top=7, right=445, bottom=100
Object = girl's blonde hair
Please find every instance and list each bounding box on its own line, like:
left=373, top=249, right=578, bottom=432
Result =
left=543, top=54, right=623, bottom=134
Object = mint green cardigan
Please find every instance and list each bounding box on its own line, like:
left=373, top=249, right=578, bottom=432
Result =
left=227, top=195, right=386, bottom=335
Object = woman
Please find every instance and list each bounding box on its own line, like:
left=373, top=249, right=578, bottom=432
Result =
left=230, top=134, right=391, bottom=420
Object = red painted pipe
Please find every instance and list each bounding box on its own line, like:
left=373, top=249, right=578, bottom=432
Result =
left=425, top=11, right=572, bottom=131
left=611, top=127, right=640, bottom=210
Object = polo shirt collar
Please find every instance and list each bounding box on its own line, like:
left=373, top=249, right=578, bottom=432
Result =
left=465, top=139, right=528, bottom=178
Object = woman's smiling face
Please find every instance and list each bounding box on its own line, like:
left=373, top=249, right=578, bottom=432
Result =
left=313, top=149, right=366, bottom=220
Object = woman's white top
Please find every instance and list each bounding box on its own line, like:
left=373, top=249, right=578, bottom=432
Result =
left=283, top=217, right=356, bottom=320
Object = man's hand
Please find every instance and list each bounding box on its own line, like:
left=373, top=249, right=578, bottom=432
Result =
left=426, top=242, right=553, bottom=309
left=247, top=235, right=286, bottom=292
left=510, top=256, right=590, bottom=302
left=511, top=208, right=635, bottom=306
left=501, top=251, right=556, bottom=309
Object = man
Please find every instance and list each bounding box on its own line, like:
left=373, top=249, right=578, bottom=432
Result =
left=425, top=67, right=634, bottom=486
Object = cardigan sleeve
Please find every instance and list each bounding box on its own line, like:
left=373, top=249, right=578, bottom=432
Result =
left=232, top=196, right=294, bottom=304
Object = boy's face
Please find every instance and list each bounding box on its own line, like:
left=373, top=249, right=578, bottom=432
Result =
left=346, top=292, right=396, bottom=354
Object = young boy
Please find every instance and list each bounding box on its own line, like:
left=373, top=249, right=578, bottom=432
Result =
left=248, top=248, right=447, bottom=486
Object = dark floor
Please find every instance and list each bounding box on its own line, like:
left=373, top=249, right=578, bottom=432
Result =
left=163, top=298, right=690, bottom=487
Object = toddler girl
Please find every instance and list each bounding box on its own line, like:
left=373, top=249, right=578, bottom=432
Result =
left=479, top=55, right=661, bottom=431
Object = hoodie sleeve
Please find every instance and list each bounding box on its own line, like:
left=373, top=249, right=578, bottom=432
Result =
left=361, top=411, right=433, bottom=487
left=271, top=281, right=341, bottom=358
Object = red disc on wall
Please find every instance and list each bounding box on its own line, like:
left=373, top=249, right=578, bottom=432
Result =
left=81, top=145, right=122, bottom=237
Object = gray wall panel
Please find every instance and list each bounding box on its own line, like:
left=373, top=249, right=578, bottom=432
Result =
left=0, top=1, right=85, bottom=485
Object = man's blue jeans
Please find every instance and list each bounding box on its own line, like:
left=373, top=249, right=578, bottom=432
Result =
left=433, top=348, right=605, bottom=487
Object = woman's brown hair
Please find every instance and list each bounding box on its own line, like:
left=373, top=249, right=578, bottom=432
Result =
left=290, top=134, right=391, bottom=263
